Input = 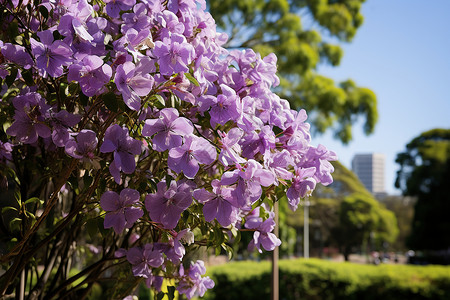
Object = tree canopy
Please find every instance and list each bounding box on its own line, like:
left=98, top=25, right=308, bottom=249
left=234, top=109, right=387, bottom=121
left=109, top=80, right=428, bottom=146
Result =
left=208, top=0, right=378, bottom=143
left=395, top=128, right=450, bottom=250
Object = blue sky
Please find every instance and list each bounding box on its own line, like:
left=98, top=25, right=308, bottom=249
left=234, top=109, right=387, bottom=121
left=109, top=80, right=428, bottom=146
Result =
left=313, top=0, right=450, bottom=194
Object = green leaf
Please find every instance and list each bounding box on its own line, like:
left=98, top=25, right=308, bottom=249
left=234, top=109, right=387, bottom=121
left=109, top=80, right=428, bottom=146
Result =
left=167, top=286, right=176, bottom=300
left=184, top=73, right=200, bottom=87
left=213, top=226, right=224, bottom=245
left=231, top=228, right=241, bottom=245
left=156, top=291, right=165, bottom=300
left=2, top=206, right=18, bottom=213
left=52, top=30, right=62, bottom=41
left=7, top=21, right=19, bottom=41
left=165, top=174, right=173, bottom=189
left=86, top=218, right=99, bottom=240
left=39, top=5, right=49, bottom=19
left=80, top=92, right=89, bottom=106
left=103, top=92, right=118, bottom=112
left=24, top=197, right=44, bottom=206
left=25, top=210, right=36, bottom=220
left=22, top=69, right=34, bottom=86
left=83, top=173, right=93, bottom=187
left=5, top=68, right=18, bottom=87
left=221, top=243, right=234, bottom=260
left=9, top=217, right=22, bottom=230
left=153, top=94, right=166, bottom=109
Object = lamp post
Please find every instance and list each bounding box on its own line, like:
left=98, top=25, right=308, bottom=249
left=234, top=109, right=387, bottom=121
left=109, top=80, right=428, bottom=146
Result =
left=271, top=201, right=279, bottom=300
left=304, top=200, right=310, bottom=259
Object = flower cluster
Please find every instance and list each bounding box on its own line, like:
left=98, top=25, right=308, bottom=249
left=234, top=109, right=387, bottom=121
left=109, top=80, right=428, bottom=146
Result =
left=0, top=0, right=336, bottom=298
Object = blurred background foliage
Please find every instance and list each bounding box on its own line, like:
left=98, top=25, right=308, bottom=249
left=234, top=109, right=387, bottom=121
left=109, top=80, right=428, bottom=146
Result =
left=395, top=128, right=450, bottom=252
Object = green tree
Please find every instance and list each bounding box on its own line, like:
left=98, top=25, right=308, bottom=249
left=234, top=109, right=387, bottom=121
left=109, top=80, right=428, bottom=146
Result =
left=208, top=0, right=378, bottom=143
left=379, top=195, right=415, bottom=251
left=333, top=193, right=398, bottom=261
left=395, top=128, right=450, bottom=250
left=287, top=162, right=398, bottom=260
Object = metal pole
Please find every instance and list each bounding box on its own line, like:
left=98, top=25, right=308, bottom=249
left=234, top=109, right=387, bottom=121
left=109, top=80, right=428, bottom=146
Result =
left=271, top=201, right=279, bottom=300
left=304, top=201, right=309, bottom=259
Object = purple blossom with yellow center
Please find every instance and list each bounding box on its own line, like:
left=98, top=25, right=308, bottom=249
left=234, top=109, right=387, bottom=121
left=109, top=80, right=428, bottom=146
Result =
left=145, top=180, right=193, bottom=230
left=114, top=58, right=155, bottom=111
left=153, top=33, right=194, bottom=76
left=65, top=129, right=98, bottom=162
left=193, top=179, right=238, bottom=227
left=6, top=93, right=51, bottom=144
left=221, top=159, right=275, bottom=208
left=286, top=167, right=316, bottom=211
left=100, top=124, right=142, bottom=184
left=217, top=128, right=246, bottom=166
left=30, top=30, right=73, bottom=78
left=245, top=206, right=281, bottom=253
left=168, top=135, right=216, bottom=179
left=100, top=188, right=143, bottom=234
left=177, top=260, right=214, bottom=300
left=1, top=43, right=33, bottom=69
left=50, top=110, right=81, bottom=147
left=208, top=84, right=241, bottom=127
left=142, top=108, right=193, bottom=152
left=68, top=55, right=112, bottom=97
left=126, top=243, right=164, bottom=278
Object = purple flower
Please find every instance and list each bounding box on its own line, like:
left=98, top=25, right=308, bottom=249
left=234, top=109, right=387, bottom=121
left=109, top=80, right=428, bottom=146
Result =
left=145, top=180, right=193, bottom=229
left=142, top=108, right=193, bottom=152
left=193, top=179, right=238, bottom=227
left=208, top=84, right=241, bottom=127
left=145, top=273, right=163, bottom=290
left=121, top=3, right=153, bottom=33
left=153, top=33, right=194, bottom=76
left=114, top=59, right=155, bottom=111
left=57, top=0, right=94, bottom=42
left=1, top=43, right=33, bottom=69
left=221, top=160, right=275, bottom=208
left=302, top=144, right=337, bottom=186
left=100, top=189, right=143, bottom=234
left=50, top=110, right=81, bottom=147
left=105, top=0, right=136, bottom=18
left=100, top=125, right=142, bottom=184
left=218, top=128, right=246, bottom=166
left=67, top=55, right=112, bottom=97
left=30, top=30, right=73, bottom=78
left=0, top=141, right=13, bottom=163
left=65, top=129, right=98, bottom=165
left=265, top=150, right=294, bottom=185
left=6, top=93, right=51, bottom=144
left=241, top=126, right=275, bottom=160
left=177, top=260, right=215, bottom=300
left=168, top=135, right=216, bottom=179
left=163, top=228, right=193, bottom=263
left=245, top=207, right=281, bottom=253
left=286, top=167, right=316, bottom=211
left=280, top=109, right=311, bottom=147
left=126, top=243, right=164, bottom=278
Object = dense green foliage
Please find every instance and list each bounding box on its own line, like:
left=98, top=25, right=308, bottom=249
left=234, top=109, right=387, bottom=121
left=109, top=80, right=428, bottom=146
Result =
left=208, top=0, right=378, bottom=143
left=379, top=196, right=415, bottom=251
left=205, top=259, right=450, bottom=300
left=395, top=129, right=450, bottom=250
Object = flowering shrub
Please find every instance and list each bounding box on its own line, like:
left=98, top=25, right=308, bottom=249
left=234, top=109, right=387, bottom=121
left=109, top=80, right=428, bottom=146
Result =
left=0, top=0, right=337, bottom=298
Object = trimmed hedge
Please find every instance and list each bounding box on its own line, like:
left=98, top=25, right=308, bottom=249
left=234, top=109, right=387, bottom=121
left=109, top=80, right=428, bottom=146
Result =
left=204, top=259, right=450, bottom=300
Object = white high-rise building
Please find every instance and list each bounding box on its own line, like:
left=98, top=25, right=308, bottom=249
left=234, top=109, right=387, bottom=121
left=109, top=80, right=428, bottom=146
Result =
left=351, top=153, right=386, bottom=195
